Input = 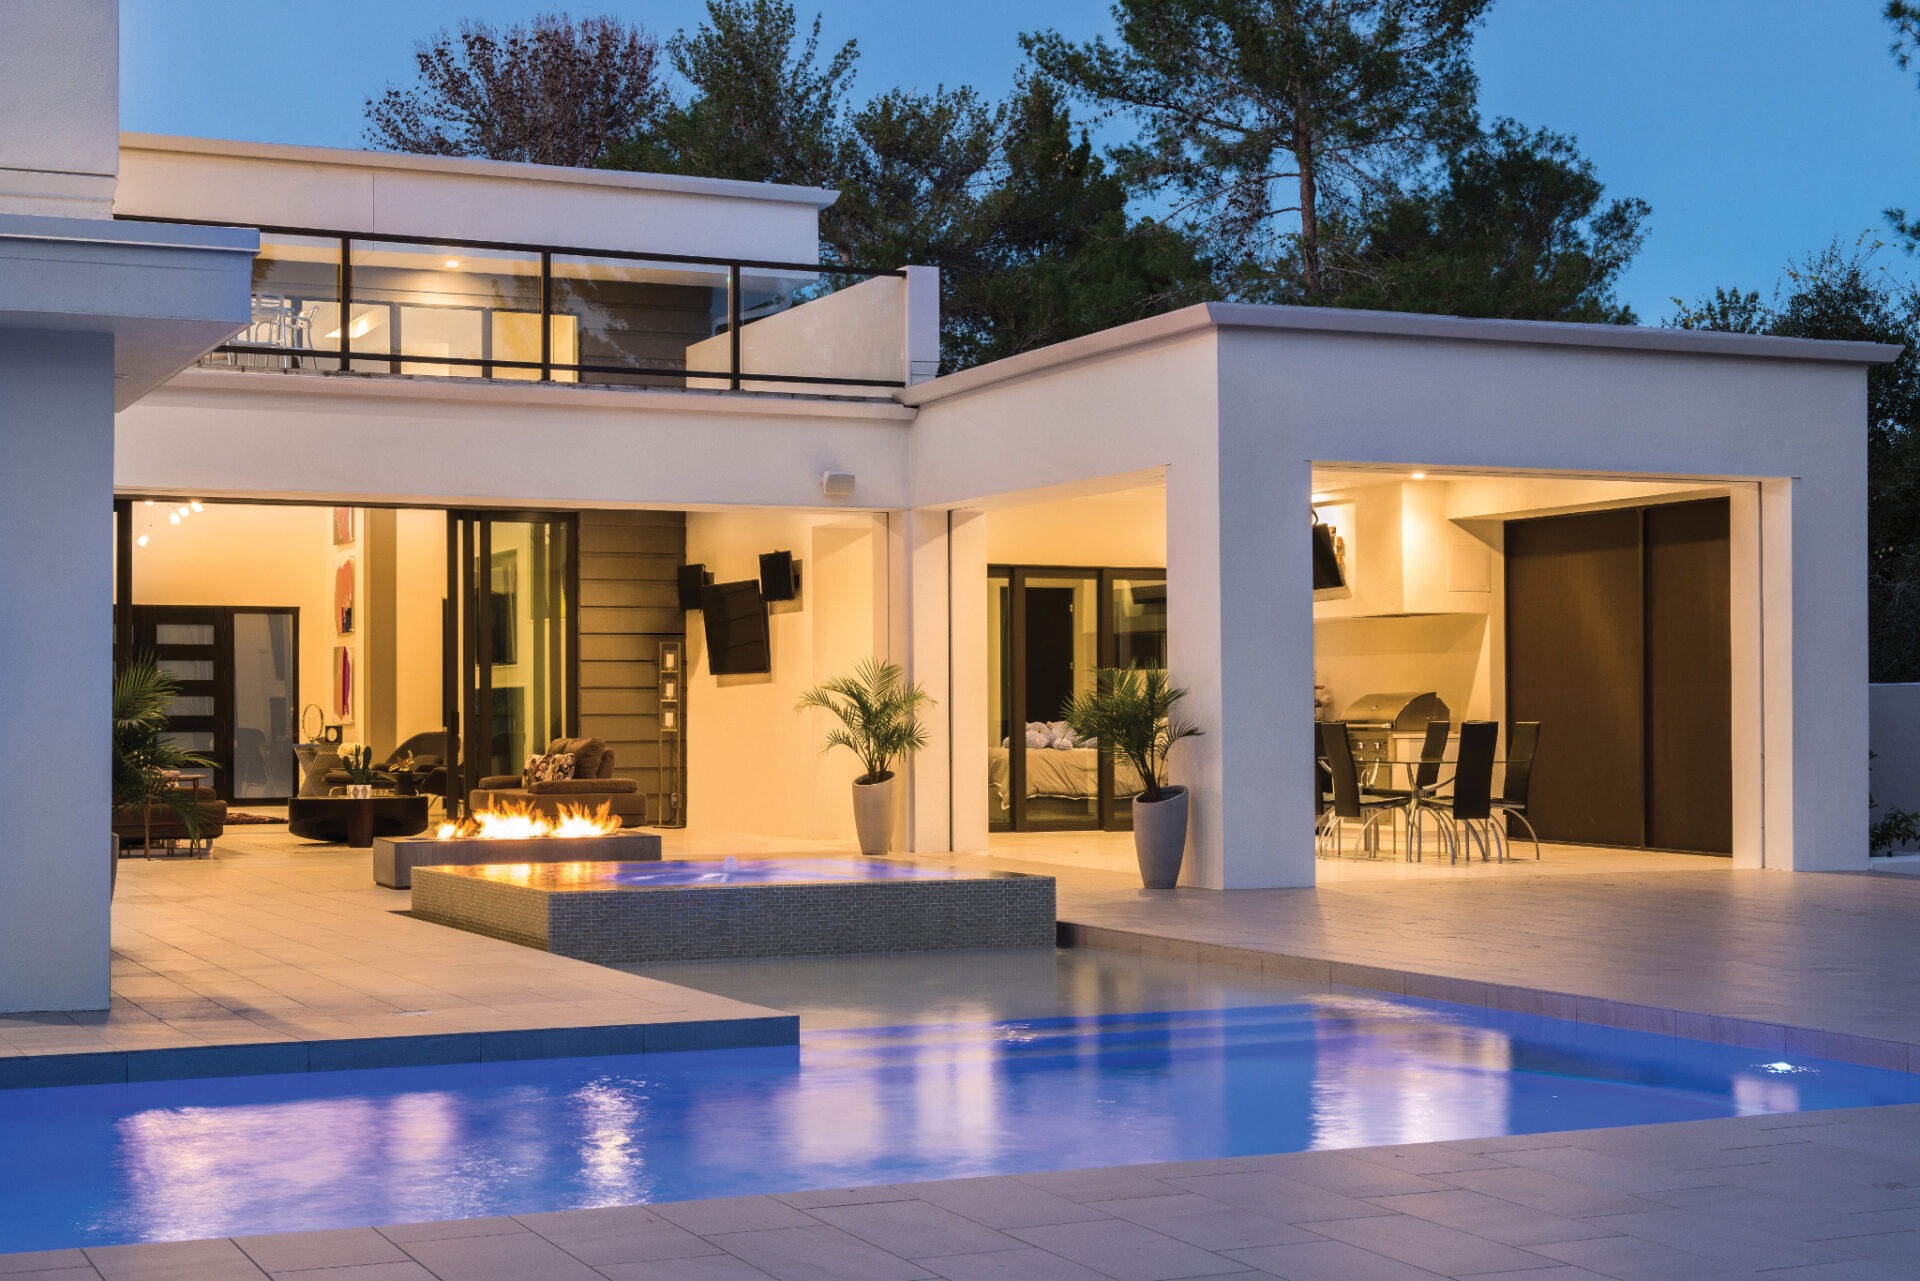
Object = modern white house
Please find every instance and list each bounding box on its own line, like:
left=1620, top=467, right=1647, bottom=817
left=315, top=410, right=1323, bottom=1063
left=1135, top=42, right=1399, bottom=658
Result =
left=0, top=0, right=1899, bottom=1016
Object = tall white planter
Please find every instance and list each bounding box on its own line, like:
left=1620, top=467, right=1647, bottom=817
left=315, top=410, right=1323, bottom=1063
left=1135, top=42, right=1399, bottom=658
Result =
left=852, top=775, right=897, bottom=856
left=1132, top=785, right=1189, bottom=888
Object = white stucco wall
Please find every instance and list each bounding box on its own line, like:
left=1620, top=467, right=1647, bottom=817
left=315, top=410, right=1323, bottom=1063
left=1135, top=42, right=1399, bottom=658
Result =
left=0, top=331, right=115, bottom=1012
left=116, top=372, right=913, bottom=513
left=683, top=510, right=889, bottom=842
left=115, top=136, right=832, bottom=266
left=0, top=0, right=118, bottom=216
left=1871, top=684, right=1920, bottom=828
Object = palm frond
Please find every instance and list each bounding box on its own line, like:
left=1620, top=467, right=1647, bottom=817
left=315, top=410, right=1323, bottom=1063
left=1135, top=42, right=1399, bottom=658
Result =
left=797, top=657, right=936, bottom=782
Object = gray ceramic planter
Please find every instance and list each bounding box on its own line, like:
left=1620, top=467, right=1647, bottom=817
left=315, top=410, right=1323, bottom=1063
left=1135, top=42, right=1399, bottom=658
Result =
left=853, top=774, right=897, bottom=856
left=1132, top=785, right=1189, bottom=888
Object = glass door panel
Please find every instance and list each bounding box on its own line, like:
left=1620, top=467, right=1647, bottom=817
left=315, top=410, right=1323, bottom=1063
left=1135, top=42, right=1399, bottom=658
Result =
left=450, top=513, right=576, bottom=812
left=1108, top=575, right=1168, bottom=829
left=1017, top=573, right=1100, bottom=831
left=988, top=574, right=1012, bottom=833
left=231, top=611, right=297, bottom=800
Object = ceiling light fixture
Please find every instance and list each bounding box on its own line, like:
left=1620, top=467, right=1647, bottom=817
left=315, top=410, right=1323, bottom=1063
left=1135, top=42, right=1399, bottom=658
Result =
left=135, top=534, right=149, bottom=547
left=169, top=512, right=181, bottom=525
left=1410, top=471, right=1427, bottom=481
left=1311, top=492, right=1332, bottom=503
left=443, top=258, right=461, bottom=269
left=190, top=500, right=204, bottom=513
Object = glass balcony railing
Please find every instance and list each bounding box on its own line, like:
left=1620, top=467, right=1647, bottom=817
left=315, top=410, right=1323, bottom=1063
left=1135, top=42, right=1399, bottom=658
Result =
left=175, top=224, right=909, bottom=395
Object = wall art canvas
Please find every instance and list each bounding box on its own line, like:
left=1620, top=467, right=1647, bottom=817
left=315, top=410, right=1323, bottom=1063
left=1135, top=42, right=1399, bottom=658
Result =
left=334, top=557, right=355, bottom=634
left=332, top=646, right=355, bottom=723
left=332, top=506, right=355, bottom=545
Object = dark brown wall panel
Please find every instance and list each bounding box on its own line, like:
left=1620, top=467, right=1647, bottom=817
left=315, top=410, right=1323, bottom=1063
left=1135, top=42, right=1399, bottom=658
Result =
left=1644, top=499, right=1733, bottom=852
left=575, top=510, right=685, bottom=811
left=1505, top=509, right=1646, bottom=846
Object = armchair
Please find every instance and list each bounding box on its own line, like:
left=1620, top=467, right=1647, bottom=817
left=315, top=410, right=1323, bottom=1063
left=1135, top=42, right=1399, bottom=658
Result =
left=470, top=736, right=647, bottom=827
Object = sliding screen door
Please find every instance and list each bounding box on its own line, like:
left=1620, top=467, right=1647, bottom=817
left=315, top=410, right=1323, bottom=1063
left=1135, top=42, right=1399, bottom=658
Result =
left=1505, top=498, right=1731, bottom=853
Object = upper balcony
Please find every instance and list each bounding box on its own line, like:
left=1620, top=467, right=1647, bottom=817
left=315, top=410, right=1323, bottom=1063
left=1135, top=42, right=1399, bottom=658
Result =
left=113, top=135, right=936, bottom=399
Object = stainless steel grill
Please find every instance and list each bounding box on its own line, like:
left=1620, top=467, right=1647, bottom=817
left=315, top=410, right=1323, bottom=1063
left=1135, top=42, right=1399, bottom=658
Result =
left=1337, top=691, right=1451, bottom=779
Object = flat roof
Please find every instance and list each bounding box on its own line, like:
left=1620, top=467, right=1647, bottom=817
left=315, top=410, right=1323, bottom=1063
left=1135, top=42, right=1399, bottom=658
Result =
left=900, top=301, right=1904, bottom=406
left=119, top=133, right=841, bottom=209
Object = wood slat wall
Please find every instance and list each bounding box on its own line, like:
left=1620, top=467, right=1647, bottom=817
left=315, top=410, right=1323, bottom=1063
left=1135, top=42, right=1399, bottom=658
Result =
left=576, top=510, right=685, bottom=819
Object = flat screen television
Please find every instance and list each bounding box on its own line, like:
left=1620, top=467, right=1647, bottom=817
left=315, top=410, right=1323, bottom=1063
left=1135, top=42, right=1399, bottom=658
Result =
left=701, top=579, right=772, bottom=675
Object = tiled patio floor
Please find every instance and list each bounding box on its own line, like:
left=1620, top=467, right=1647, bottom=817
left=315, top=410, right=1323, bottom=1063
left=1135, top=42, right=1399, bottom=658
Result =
left=11, top=1103, right=1920, bottom=1279
left=0, top=829, right=793, bottom=1086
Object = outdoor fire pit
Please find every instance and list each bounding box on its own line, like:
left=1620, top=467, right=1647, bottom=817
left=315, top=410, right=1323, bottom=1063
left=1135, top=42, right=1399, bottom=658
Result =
left=373, top=800, right=661, bottom=889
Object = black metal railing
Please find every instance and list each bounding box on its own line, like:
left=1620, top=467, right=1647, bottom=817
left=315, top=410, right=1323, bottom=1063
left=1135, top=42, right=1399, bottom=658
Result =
left=123, top=218, right=909, bottom=394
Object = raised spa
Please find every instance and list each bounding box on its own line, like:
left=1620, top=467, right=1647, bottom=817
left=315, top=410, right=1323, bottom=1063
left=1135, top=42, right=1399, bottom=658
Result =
left=411, top=858, right=1056, bottom=963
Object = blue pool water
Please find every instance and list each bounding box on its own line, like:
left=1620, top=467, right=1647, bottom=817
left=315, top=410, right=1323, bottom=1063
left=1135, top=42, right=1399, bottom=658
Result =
left=4, top=991, right=1920, bottom=1253
left=602, top=857, right=968, bottom=886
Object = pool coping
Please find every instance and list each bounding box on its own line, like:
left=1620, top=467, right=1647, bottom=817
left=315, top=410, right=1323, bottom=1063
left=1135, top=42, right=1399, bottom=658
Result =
left=0, top=1013, right=798, bottom=1090
left=1057, top=919, right=1920, bottom=1075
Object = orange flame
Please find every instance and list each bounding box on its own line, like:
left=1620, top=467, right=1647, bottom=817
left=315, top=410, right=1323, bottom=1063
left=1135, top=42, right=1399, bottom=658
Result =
left=435, top=799, right=622, bottom=840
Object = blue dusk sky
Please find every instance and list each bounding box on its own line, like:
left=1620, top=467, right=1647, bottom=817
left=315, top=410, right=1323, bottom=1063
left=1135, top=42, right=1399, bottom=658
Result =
left=124, top=0, right=1920, bottom=321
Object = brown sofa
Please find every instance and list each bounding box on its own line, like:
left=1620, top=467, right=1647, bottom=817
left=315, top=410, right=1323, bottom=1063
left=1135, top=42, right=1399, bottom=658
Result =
left=113, top=786, right=228, bottom=857
left=470, top=736, right=647, bottom=827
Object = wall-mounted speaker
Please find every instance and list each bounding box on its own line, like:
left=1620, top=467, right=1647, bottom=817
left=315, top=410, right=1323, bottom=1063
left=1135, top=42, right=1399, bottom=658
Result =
left=677, top=563, right=713, bottom=610
left=821, top=471, right=856, bottom=500
left=759, top=550, right=801, bottom=602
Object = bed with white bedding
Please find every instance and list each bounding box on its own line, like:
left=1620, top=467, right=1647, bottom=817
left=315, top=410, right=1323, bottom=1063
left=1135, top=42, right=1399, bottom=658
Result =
left=989, top=722, right=1145, bottom=810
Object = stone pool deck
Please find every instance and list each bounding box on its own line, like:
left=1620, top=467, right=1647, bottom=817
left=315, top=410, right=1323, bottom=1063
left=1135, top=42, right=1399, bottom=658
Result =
left=11, top=1103, right=1920, bottom=1279
left=0, top=842, right=793, bottom=1088
left=982, top=835, right=1920, bottom=1075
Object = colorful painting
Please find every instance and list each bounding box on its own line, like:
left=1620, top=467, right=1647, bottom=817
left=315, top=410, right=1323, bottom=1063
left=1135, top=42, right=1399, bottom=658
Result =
left=334, top=557, right=355, bottom=634
left=332, top=646, right=355, bottom=723
left=332, top=507, right=355, bottom=545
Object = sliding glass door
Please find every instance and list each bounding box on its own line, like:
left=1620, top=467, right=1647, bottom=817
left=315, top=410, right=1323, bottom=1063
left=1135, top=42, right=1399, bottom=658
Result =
left=989, top=566, right=1168, bottom=833
left=445, top=512, right=578, bottom=814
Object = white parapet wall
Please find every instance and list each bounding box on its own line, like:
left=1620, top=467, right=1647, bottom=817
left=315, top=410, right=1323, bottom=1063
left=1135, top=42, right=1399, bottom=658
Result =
left=1871, top=684, right=1920, bottom=826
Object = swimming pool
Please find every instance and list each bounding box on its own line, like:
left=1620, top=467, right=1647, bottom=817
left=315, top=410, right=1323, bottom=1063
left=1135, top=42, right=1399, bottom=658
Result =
left=5, top=988, right=1920, bottom=1253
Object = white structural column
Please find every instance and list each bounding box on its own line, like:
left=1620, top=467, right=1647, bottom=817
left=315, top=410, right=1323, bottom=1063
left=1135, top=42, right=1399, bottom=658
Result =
left=947, top=510, right=990, bottom=852
left=0, top=331, right=116, bottom=1011
left=1200, top=423, right=1317, bottom=888
left=898, top=508, right=954, bottom=852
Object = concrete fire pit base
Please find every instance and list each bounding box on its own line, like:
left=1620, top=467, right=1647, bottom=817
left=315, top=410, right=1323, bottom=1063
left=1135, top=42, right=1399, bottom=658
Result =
left=374, top=831, right=662, bottom=889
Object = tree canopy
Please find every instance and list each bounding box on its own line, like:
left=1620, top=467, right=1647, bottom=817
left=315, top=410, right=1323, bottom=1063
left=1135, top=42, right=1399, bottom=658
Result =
left=363, top=1, right=1647, bottom=366
left=1023, top=0, right=1491, bottom=301
left=1317, top=119, right=1650, bottom=322
left=1672, top=242, right=1920, bottom=681
left=365, top=13, right=667, bottom=167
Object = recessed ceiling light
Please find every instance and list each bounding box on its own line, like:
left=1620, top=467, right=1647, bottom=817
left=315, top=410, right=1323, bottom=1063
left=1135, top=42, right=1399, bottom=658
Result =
left=169, top=513, right=181, bottom=525
left=443, top=258, right=461, bottom=269
left=1311, top=492, right=1332, bottom=503
left=190, top=500, right=204, bottom=513
left=135, top=534, right=149, bottom=547
left=1410, top=471, right=1427, bottom=481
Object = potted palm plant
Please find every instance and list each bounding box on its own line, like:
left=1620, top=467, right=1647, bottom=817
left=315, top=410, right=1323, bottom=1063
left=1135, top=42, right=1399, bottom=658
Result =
left=797, top=658, right=934, bottom=855
left=112, top=655, right=214, bottom=891
left=1064, top=666, right=1204, bottom=888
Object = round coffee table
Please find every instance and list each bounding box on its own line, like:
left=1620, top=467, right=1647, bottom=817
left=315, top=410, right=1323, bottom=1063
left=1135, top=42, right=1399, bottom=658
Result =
left=286, top=795, right=432, bottom=848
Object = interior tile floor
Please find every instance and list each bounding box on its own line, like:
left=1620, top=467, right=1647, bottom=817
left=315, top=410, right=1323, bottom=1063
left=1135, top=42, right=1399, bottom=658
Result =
left=13, top=1103, right=1920, bottom=1279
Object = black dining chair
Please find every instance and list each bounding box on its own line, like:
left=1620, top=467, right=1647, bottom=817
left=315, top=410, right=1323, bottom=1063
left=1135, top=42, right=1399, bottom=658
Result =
left=1317, top=722, right=1404, bottom=859
left=1365, top=719, right=1453, bottom=861
left=1492, top=720, right=1543, bottom=859
left=1437, top=720, right=1501, bottom=863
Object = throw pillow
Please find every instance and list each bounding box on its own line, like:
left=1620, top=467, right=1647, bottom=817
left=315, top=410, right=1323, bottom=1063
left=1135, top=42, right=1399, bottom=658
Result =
left=522, top=754, right=543, bottom=787
left=529, top=752, right=576, bottom=784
